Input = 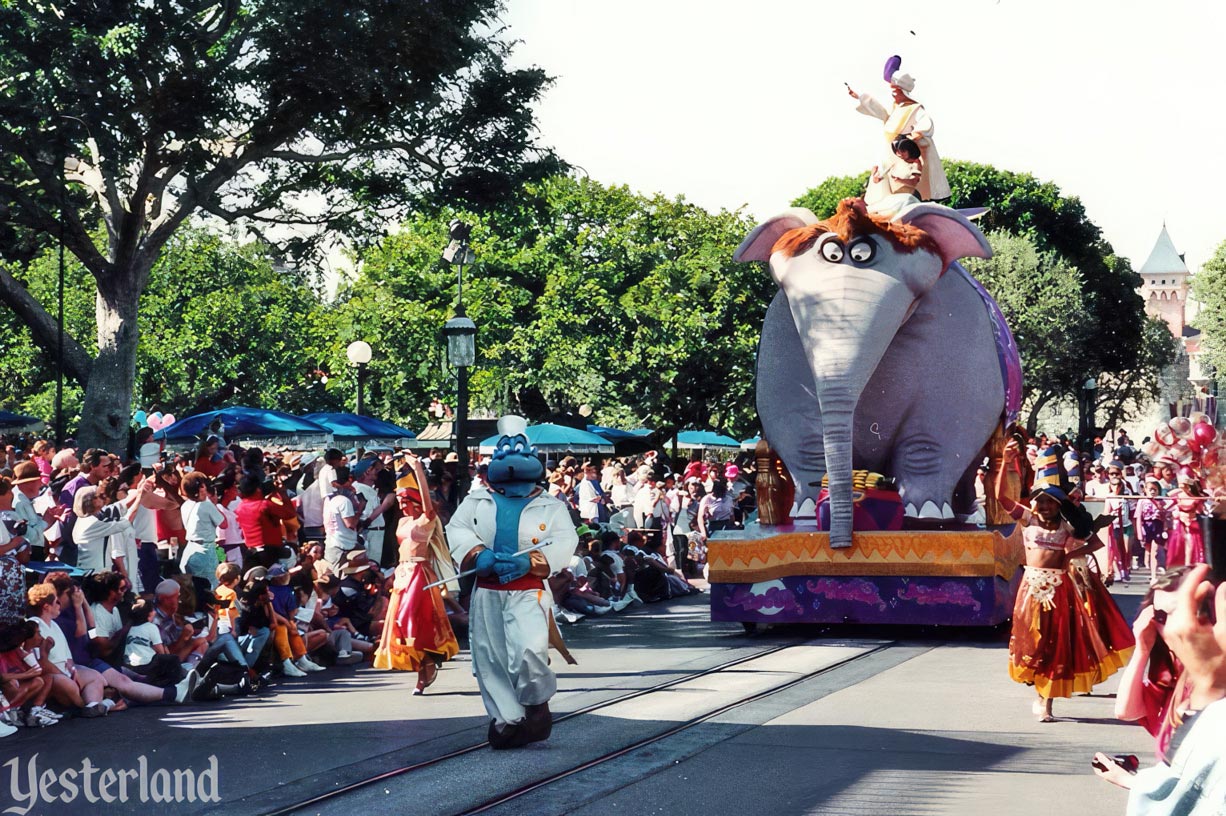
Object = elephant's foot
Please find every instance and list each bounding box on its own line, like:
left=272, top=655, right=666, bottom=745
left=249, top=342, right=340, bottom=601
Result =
left=903, top=500, right=955, bottom=520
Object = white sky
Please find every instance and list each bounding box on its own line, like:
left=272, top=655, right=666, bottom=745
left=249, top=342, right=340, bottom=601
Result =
left=503, top=0, right=1223, bottom=273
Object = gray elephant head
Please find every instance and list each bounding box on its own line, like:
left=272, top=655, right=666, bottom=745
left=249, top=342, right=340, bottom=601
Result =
left=735, top=198, right=990, bottom=547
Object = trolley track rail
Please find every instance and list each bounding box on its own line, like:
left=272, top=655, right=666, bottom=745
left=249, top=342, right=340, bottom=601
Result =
left=461, top=641, right=896, bottom=815
left=260, top=638, right=825, bottom=816
left=261, top=640, right=899, bottom=816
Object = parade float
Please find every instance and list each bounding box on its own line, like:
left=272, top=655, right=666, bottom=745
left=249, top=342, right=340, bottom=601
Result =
left=709, top=55, right=1026, bottom=628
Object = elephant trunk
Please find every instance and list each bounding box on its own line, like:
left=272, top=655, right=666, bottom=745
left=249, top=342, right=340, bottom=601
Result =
left=818, top=388, right=857, bottom=547
left=787, top=270, right=915, bottom=547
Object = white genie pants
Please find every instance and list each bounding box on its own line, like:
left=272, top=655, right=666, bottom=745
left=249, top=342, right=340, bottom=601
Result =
left=468, top=586, right=556, bottom=726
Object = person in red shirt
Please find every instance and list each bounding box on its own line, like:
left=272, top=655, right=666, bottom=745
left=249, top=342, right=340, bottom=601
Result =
left=192, top=437, right=231, bottom=479
left=234, top=474, right=295, bottom=570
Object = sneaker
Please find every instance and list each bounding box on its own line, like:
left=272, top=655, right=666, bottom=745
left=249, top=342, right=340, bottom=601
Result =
left=80, top=702, right=109, bottom=718
left=0, top=709, right=21, bottom=727
left=590, top=604, right=612, bottom=615
left=192, top=680, right=223, bottom=702
left=334, top=651, right=363, bottom=666
left=611, top=596, right=634, bottom=612
left=626, top=588, right=644, bottom=606
left=281, top=658, right=307, bottom=678
left=558, top=609, right=584, bottom=625
left=295, top=656, right=325, bottom=673
left=29, top=705, right=63, bottom=721
left=0, top=720, right=16, bottom=738
left=174, top=670, right=200, bottom=703
left=24, top=708, right=59, bottom=728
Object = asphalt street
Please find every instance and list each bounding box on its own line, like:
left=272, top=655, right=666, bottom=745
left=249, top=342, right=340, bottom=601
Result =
left=0, top=584, right=1152, bottom=816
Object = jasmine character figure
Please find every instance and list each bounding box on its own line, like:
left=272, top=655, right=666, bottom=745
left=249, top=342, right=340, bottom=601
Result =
left=446, top=416, right=578, bottom=749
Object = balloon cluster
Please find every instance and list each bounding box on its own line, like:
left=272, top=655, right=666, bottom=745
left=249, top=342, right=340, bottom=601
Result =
left=133, top=410, right=177, bottom=431
left=1141, top=413, right=1225, bottom=490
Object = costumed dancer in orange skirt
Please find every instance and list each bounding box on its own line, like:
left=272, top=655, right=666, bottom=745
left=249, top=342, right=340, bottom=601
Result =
left=373, top=455, right=459, bottom=694
left=1164, top=468, right=1208, bottom=567
left=996, top=443, right=1130, bottom=721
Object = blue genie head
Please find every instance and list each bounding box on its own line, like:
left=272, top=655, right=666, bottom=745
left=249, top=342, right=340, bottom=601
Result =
left=486, top=415, right=544, bottom=498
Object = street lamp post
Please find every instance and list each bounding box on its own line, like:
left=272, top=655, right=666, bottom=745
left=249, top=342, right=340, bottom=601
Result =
left=442, top=219, right=477, bottom=500
left=346, top=340, right=372, bottom=416
left=1080, top=376, right=1097, bottom=451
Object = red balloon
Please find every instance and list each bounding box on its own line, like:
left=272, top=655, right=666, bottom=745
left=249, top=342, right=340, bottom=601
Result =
left=1193, top=422, right=1218, bottom=448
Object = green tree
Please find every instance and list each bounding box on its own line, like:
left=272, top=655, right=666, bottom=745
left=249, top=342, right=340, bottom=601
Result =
left=136, top=230, right=333, bottom=417
left=0, top=229, right=333, bottom=429
left=790, top=172, right=869, bottom=220
left=962, top=231, right=1176, bottom=433
left=0, top=0, right=558, bottom=450
left=1093, top=316, right=1180, bottom=433
left=336, top=175, right=769, bottom=437
left=961, top=230, right=1090, bottom=427
left=1192, top=239, right=1226, bottom=380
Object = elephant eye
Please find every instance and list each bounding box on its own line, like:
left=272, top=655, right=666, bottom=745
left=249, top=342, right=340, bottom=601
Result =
left=819, top=239, right=844, bottom=263
left=848, top=238, right=876, bottom=264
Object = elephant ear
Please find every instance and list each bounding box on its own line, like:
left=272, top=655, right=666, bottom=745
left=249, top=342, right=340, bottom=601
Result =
left=896, top=203, right=992, bottom=270
left=733, top=208, right=818, bottom=263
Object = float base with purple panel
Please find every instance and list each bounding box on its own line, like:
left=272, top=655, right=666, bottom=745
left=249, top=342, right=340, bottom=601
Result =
left=707, top=521, right=1024, bottom=627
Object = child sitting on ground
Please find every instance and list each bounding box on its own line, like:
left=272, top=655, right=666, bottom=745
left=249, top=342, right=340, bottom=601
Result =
left=0, top=620, right=60, bottom=728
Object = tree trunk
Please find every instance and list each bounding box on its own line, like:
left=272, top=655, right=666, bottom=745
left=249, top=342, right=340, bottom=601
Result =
left=76, top=270, right=142, bottom=452
left=1024, top=390, right=1055, bottom=437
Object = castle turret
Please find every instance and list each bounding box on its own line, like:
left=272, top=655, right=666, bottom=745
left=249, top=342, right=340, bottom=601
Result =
left=1138, top=224, right=1190, bottom=337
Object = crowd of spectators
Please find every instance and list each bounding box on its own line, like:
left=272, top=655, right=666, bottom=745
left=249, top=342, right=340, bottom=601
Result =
left=1003, top=429, right=1217, bottom=585
left=0, top=433, right=751, bottom=737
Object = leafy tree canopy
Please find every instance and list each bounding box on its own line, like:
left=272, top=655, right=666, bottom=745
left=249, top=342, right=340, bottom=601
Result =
left=0, top=0, right=558, bottom=449
left=0, top=229, right=334, bottom=429
left=1192, top=239, right=1226, bottom=380
left=333, top=175, right=770, bottom=437
left=963, top=231, right=1176, bottom=432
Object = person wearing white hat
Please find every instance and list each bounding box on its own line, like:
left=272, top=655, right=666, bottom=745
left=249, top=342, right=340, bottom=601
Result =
left=447, top=416, right=578, bottom=749
left=847, top=54, right=950, bottom=202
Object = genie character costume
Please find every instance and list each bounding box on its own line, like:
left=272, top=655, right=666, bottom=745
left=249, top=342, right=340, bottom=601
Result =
left=447, top=416, right=578, bottom=749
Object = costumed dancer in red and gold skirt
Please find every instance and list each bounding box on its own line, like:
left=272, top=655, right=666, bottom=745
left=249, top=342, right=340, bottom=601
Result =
left=374, top=455, right=460, bottom=694
left=996, top=443, right=1132, bottom=721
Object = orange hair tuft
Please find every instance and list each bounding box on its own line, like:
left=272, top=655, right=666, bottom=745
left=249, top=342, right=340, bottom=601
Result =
left=772, top=198, right=940, bottom=259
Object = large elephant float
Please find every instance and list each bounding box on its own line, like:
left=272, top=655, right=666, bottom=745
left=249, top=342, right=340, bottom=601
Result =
left=735, top=198, right=1022, bottom=548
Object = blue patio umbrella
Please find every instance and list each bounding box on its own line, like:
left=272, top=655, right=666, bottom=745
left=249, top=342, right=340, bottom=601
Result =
left=587, top=425, right=642, bottom=443
left=0, top=410, right=43, bottom=431
left=587, top=424, right=656, bottom=454
left=479, top=423, right=615, bottom=454
left=303, top=412, right=416, bottom=442
left=740, top=435, right=762, bottom=451
left=153, top=407, right=332, bottom=443
left=675, top=430, right=741, bottom=449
